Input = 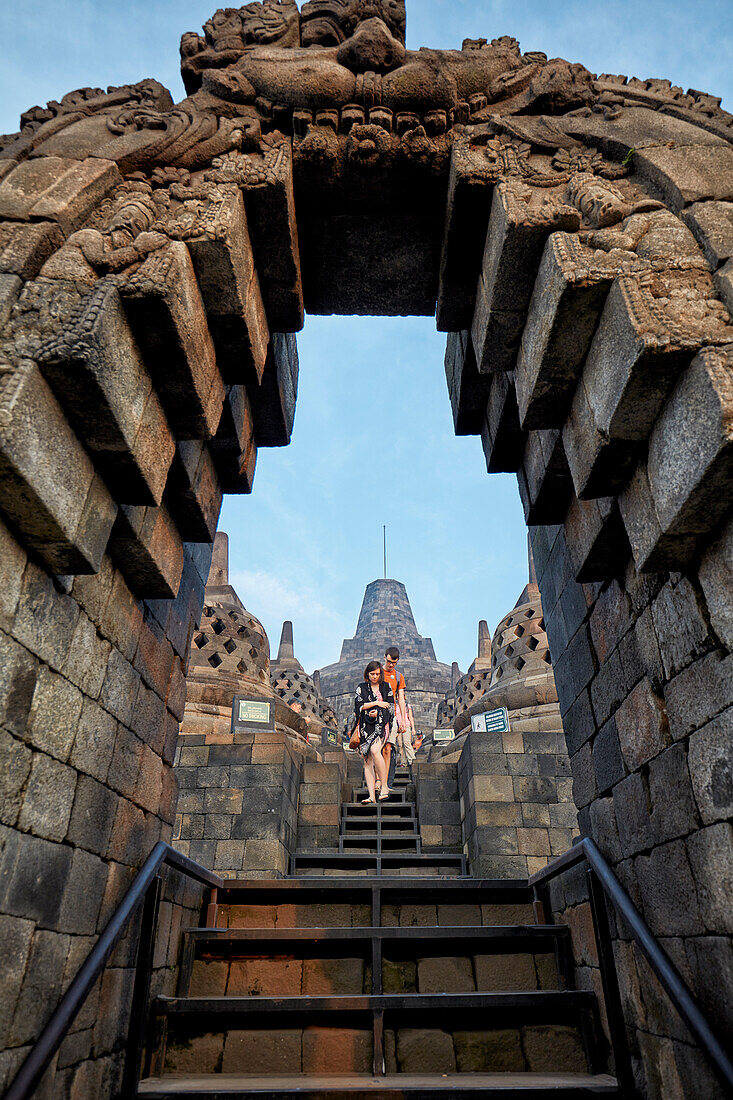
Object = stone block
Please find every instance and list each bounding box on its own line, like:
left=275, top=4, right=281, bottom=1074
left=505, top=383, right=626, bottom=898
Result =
left=664, top=651, right=733, bottom=740
left=562, top=276, right=718, bottom=499
left=229, top=958, right=303, bottom=996
left=699, top=514, right=733, bottom=651
left=17, top=756, right=76, bottom=840
left=62, top=612, right=110, bottom=700
left=651, top=576, right=711, bottom=681
left=382, top=958, right=417, bottom=993
left=614, top=773, right=654, bottom=858
left=635, top=838, right=703, bottom=936
left=165, top=1031, right=224, bottom=1075
left=119, top=241, right=225, bottom=439
left=0, top=830, right=73, bottom=926
left=37, top=280, right=175, bottom=506
left=614, top=678, right=670, bottom=772
left=0, top=220, right=64, bottom=279
left=8, top=928, right=70, bottom=1046
left=436, top=140, right=495, bottom=332
left=0, top=156, right=121, bottom=233
left=244, top=837, right=288, bottom=875
left=480, top=370, right=526, bottom=473
left=302, top=1027, right=372, bottom=1074
left=517, top=827, right=551, bottom=856
left=474, top=802, right=522, bottom=827
left=444, top=330, right=490, bottom=436
left=108, top=501, right=183, bottom=600
left=251, top=333, right=299, bottom=448
left=239, top=143, right=302, bottom=332
left=635, top=144, right=733, bottom=213
left=0, top=632, right=39, bottom=746
left=221, top=1028, right=301, bottom=1074
left=517, top=232, right=643, bottom=429
left=396, top=1028, right=456, bottom=1073
left=0, top=913, right=34, bottom=1039
left=299, top=803, right=339, bottom=826
left=523, top=1024, right=586, bottom=1073
left=688, top=710, right=733, bottom=825
left=108, top=797, right=147, bottom=865
left=453, top=1028, right=525, bottom=1072
left=166, top=440, right=222, bottom=544
left=203, top=788, right=243, bottom=815
left=588, top=796, right=622, bottom=865
left=471, top=774, right=514, bottom=803
left=649, top=743, right=700, bottom=844
left=620, top=463, right=696, bottom=574
left=58, top=846, right=108, bottom=936
left=682, top=200, right=733, bottom=270
left=475, top=953, right=538, bottom=991
left=214, top=840, right=245, bottom=871
left=100, top=649, right=139, bottom=728
left=302, top=958, right=363, bottom=994
left=687, top=823, right=733, bottom=934
left=0, top=361, right=117, bottom=574
left=107, top=724, right=144, bottom=800
left=26, top=666, right=83, bottom=763
left=517, top=427, right=573, bottom=524
left=570, top=742, right=597, bottom=810
left=471, top=181, right=580, bottom=373
left=647, top=346, right=733, bottom=547
left=181, top=188, right=268, bottom=382
left=512, top=775, right=558, bottom=805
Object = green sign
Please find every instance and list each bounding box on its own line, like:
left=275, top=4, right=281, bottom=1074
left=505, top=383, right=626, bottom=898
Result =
left=433, top=728, right=455, bottom=743
left=238, top=699, right=271, bottom=724
left=471, top=707, right=510, bottom=734
left=323, top=728, right=339, bottom=746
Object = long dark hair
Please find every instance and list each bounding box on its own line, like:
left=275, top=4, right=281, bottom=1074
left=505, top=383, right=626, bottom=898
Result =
left=364, top=659, right=383, bottom=683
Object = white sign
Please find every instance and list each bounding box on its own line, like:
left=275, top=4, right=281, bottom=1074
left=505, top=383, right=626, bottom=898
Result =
left=471, top=707, right=510, bottom=734
left=433, top=728, right=455, bottom=743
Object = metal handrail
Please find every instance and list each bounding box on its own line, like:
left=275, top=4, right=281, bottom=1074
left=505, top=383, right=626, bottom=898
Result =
left=530, top=837, right=733, bottom=1096
left=4, top=842, right=223, bottom=1100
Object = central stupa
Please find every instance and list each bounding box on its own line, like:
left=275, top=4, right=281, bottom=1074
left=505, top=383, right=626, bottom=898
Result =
left=314, top=579, right=455, bottom=734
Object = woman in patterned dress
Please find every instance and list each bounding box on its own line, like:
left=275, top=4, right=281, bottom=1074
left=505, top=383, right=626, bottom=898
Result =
left=353, top=660, right=393, bottom=803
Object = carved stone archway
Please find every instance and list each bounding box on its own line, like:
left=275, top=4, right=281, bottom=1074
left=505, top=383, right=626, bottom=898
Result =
left=0, top=3, right=731, bottom=1097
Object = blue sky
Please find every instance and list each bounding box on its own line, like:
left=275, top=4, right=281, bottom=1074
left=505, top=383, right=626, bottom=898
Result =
left=3, top=2, right=731, bottom=674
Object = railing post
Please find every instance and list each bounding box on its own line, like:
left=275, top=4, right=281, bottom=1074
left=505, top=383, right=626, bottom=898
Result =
left=121, top=873, right=162, bottom=1098
left=587, top=866, right=637, bottom=1098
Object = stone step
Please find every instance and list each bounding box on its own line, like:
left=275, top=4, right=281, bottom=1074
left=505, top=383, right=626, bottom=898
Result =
left=290, top=852, right=466, bottom=877
left=138, top=1071, right=620, bottom=1096
left=342, top=803, right=415, bottom=816
left=154, top=992, right=604, bottom=1081
left=178, top=925, right=570, bottom=998
left=210, top=879, right=538, bottom=929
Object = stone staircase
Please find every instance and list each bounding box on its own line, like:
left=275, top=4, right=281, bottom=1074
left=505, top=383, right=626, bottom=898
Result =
left=137, top=877, right=618, bottom=1096
left=292, top=764, right=467, bottom=876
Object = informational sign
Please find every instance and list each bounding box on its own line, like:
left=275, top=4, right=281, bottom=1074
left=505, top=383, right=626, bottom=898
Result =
left=231, top=694, right=275, bottom=733
left=471, top=706, right=510, bottom=734
left=323, top=727, right=339, bottom=747
left=433, top=728, right=455, bottom=743
left=306, top=731, right=321, bottom=745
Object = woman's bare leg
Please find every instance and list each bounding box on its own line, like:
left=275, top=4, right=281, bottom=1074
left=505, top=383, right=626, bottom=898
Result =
left=371, top=742, right=389, bottom=792
left=363, top=755, right=376, bottom=801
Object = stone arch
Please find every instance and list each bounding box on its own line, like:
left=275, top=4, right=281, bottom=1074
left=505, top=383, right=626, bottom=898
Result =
left=0, top=4, right=731, bottom=1097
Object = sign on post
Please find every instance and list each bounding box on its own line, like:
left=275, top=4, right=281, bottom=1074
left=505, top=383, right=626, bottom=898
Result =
left=471, top=706, right=510, bottom=734
left=231, top=694, right=275, bottom=734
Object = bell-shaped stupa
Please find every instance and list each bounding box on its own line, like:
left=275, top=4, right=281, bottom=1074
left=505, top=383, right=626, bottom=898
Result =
left=314, top=578, right=453, bottom=734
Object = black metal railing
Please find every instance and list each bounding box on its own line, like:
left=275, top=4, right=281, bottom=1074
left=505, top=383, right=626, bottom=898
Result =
left=530, top=837, right=733, bottom=1098
left=4, top=842, right=223, bottom=1100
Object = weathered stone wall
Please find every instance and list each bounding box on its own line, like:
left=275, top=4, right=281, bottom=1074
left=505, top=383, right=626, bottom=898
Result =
left=0, top=513, right=210, bottom=1096
left=528, top=520, right=733, bottom=1096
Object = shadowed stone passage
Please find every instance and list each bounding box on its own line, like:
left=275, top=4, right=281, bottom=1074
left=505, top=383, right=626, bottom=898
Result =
left=315, top=578, right=455, bottom=734
left=0, top=1, right=732, bottom=1096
